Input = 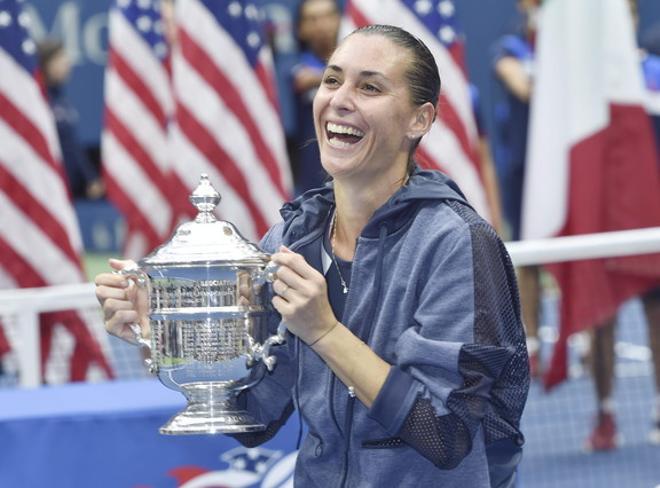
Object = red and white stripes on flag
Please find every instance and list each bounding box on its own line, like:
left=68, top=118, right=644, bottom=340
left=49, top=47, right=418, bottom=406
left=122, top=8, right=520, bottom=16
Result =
left=0, top=0, right=112, bottom=381
left=171, top=0, right=292, bottom=242
left=102, top=0, right=181, bottom=260
left=342, top=0, right=490, bottom=221
left=522, top=0, right=660, bottom=388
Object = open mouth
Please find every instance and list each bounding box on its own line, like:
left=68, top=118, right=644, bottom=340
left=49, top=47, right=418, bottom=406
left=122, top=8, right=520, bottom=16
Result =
left=325, top=122, right=365, bottom=147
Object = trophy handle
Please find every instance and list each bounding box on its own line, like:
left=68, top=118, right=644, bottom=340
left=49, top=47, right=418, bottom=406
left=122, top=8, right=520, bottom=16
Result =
left=253, top=260, right=279, bottom=287
left=259, top=321, right=288, bottom=371
left=250, top=259, right=287, bottom=370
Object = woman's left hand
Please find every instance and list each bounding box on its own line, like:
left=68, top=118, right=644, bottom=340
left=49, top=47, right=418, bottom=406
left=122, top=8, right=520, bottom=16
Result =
left=270, top=245, right=338, bottom=345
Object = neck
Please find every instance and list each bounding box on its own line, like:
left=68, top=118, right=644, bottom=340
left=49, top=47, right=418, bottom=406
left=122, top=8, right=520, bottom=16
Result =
left=331, top=168, right=409, bottom=260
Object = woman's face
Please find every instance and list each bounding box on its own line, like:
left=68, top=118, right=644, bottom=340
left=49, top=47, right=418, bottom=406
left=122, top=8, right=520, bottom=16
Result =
left=313, top=33, right=422, bottom=184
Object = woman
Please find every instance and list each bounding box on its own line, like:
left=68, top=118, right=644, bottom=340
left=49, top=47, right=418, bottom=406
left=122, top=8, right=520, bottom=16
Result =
left=96, top=25, right=529, bottom=487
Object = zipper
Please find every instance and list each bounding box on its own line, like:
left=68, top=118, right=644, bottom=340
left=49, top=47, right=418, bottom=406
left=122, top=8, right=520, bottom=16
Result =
left=339, top=396, right=357, bottom=487
left=338, top=225, right=388, bottom=487
left=336, top=237, right=362, bottom=488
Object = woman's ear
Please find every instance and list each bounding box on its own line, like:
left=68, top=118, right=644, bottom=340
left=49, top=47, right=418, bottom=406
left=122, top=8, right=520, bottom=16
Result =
left=407, top=102, right=436, bottom=140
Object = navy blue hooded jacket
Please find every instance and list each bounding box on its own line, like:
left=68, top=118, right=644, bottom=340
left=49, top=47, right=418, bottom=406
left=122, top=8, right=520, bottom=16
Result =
left=234, top=169, right=529, bottom=487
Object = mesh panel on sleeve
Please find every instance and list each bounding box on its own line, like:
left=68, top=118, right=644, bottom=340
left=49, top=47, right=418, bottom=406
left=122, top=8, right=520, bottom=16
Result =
left=364, top=203, right=528, bottom=466
left=447, top=201, right=529, bottom=446
left=362, top=397, right=470, bottom=469
left=400, top=397, right=471, bottom=469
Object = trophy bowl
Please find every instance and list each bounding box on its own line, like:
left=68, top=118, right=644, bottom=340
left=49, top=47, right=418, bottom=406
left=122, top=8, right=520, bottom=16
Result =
left=121, top=174, right=285, bottom=435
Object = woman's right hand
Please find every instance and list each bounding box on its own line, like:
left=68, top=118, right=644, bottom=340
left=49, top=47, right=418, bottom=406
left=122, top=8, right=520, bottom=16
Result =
left=94, top=258, right=150, bottom=344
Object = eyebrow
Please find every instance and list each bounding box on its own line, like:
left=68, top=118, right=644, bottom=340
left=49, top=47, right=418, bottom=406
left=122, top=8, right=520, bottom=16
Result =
left=326, top=65, right=387, bottom=80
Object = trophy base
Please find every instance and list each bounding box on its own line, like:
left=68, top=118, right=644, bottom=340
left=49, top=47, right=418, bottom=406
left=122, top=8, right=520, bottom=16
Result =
left=159, top=383, right=266, bottom=435
left=160, top=407, right=265, bottom=435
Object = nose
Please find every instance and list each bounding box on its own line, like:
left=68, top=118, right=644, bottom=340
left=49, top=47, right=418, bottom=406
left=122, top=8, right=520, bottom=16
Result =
left=328, top=82, right=355, bottom=112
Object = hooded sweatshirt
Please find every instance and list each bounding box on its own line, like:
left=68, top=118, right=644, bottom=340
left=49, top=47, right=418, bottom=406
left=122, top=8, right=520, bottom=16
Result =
left=234, top=169, right=530, bottom=488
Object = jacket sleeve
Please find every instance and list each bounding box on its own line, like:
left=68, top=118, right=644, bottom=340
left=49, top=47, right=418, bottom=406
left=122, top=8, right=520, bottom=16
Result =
left=367, top=216, right=529, bottom=469
left=230, top=223, right=298, bottom=447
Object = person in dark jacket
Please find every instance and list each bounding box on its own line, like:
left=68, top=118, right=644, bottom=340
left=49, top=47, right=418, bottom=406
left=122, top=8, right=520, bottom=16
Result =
left=492, top=0, right=543, bottom=380
left=37, top=39, right=104, bottom=200
left=290, top=0, right=341, bottom=196
left=96, top=25, right=529, bottom=487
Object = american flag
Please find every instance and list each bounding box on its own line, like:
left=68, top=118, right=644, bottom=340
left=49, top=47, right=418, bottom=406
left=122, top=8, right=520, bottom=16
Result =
left=0, top=0, right=112, bottom=380
left=343, top=0, right=490, bottom=220
left=170, top=0, right=292, bottom=241
left=102, top=0, right=185, bottom=259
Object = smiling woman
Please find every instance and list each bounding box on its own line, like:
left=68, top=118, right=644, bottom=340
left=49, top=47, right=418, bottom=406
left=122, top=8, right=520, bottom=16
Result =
left=313, top=28, right=437, bottom=195
left=95, top=24, right=530, bottom=488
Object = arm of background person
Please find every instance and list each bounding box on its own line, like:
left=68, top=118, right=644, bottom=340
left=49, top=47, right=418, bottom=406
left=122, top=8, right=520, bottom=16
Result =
left=494, top=55, right=532, bottom=102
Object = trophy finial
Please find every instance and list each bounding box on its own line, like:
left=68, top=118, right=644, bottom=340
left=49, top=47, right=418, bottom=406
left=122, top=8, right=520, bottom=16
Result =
left=189, top=174, right=221, bottom=222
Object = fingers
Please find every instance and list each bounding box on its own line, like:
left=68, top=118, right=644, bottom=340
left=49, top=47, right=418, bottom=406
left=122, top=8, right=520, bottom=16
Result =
left=274, top=264, right=306, bottom=291
left=95, top=279, right=128, bottom=312
left=95, top=285, right=129, bottom=307
left=94, top=258, right=150, bottom=344
left=108, top=258, right=137, bottom=271
left=271, top=246, right=318, bottom=280
left=105, top=308, right=140, bottom=338
left=102, top=297, right=135, bottom=319
left=94, top=260, right=134, bottom=307
left=94, top=271, right=128, bottom=288
left=271, top=294, right=294, bottom=316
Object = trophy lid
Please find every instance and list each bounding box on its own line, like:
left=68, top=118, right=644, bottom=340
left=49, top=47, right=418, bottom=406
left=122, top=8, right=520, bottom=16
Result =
left=140, top=174, right=270, bottom=266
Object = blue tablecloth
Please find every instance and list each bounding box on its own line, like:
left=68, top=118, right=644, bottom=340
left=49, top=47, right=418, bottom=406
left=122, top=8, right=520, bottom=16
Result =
left=0, top=379, right=300, bottom=487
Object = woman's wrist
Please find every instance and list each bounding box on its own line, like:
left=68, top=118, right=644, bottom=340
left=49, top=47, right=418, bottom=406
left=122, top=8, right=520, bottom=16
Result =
left=307, top=320, right=339, bottom=347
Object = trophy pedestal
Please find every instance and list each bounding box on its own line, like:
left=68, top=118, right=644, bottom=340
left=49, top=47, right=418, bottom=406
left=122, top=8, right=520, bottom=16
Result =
left=160, top=382, right=265, bottom=435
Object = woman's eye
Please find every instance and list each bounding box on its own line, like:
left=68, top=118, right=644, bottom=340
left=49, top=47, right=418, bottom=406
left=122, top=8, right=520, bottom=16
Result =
left=323, top=76, right=339, bottom=86
left=363, top=83, right=380, bottom=93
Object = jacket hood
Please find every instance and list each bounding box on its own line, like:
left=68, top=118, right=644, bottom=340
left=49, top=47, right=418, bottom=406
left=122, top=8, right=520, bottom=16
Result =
left=279, top=168, right=471, bottom=241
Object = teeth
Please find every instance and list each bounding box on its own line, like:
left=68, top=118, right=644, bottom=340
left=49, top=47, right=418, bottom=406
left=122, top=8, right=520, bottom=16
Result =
left=326, top=122, right=364, bottom=138
left=328, top=138, right=352, bottom=148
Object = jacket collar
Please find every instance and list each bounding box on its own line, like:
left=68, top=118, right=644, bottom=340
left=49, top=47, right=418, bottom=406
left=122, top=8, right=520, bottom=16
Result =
left=279, top=168, right=470, bottom=243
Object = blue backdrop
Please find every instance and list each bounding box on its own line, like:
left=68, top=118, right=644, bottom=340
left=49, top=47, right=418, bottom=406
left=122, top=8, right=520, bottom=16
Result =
left=25, top=0, right=660, bottom=147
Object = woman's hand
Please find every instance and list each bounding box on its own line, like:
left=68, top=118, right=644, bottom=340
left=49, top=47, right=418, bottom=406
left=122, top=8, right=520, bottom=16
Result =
left=270, top=246, right=338, bottom=345
left=94, top=258, right=150, bottom=344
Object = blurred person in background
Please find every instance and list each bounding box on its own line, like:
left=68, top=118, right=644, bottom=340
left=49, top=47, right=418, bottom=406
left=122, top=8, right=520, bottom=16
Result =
left=290, top=0, right=340, bottom=196
left=492, top=0, right=541, bottom=376
left=37, top=39, right=105, bottom=200
left=640, top=41, right=660, bottom=438
left=470, top=83, right=504, bottom=236
left=584, top=0, right=660, bottom=451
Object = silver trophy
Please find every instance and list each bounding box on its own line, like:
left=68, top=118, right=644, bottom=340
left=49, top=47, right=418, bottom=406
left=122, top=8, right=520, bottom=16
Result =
left=121, top=174, right=285, bottom=435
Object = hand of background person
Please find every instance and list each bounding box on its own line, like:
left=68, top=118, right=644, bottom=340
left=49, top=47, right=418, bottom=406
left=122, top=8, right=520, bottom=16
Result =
left=293, top=66, right=324, bottom=93
left=94, top=258, right=150, bottom=344
left=270, top=245, right=338, bottom=345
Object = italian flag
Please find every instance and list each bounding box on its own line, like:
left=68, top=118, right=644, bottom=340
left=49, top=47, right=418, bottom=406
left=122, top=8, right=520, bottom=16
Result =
left=522, top=0, right=660, bottom=388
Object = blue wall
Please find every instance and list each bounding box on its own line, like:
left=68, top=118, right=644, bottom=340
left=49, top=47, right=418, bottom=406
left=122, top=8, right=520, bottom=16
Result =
left=26, top=0, right=660, bottom=147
